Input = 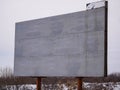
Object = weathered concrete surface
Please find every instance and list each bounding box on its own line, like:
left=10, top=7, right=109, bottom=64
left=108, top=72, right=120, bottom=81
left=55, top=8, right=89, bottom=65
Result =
left=14, top=7, right=106, bottom=77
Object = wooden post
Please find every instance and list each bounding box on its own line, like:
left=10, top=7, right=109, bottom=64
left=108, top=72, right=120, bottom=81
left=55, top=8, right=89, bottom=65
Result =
left=36, top=77, right=41, bottom=90
left=77, top=78, right=82, bottom=90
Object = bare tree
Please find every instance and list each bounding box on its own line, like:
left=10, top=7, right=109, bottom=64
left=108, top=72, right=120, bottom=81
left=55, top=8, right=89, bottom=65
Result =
left=0, top=67, right=13, bottom=78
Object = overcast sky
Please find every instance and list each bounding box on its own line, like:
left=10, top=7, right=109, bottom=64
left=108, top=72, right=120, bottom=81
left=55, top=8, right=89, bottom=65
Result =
left=0, top=0, right=120, bottom=75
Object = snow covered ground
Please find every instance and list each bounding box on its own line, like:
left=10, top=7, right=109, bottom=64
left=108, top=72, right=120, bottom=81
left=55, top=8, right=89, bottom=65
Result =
left=26, top=83, right=120, bottom=90
left=1, top=82, right=120, bottom=90
left=84, top=82, right=120, bottom=90
left=1, top=84, right=36, bottom=90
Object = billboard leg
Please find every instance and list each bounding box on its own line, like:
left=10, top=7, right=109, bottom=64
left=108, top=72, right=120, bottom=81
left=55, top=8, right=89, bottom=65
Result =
left=36, top=77, right=41, bottom=90
left=77, top=78, right=82, bottom=90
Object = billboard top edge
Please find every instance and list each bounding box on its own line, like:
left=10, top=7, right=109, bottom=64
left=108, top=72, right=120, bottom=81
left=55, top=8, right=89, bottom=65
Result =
left=16, top=7, right=105, bottom=25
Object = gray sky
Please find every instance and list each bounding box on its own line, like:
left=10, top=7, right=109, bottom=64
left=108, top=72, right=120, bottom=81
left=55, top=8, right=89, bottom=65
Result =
left=0, top=0, right=120, bottom=75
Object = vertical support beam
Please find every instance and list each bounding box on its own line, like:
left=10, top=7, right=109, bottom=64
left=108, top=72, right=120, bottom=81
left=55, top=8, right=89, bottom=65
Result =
left=104, top=1, right=108, bottom=77
left=36, top=77, right=41, bottom=90
left=77, top=78, right=82, bottom=90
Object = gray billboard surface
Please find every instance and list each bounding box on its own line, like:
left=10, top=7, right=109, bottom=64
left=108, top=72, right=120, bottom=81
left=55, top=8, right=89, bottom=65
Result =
left=14, top=4, right=107, bottom=77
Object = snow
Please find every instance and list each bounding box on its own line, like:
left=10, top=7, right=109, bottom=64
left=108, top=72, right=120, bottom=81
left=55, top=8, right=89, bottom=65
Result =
left=84, top=82, right=120, bottom=90
left=1, top=82, right=120, bottom=90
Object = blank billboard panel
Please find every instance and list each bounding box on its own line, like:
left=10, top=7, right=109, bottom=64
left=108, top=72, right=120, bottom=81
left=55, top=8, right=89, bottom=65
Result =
left=14, top=1, right=107, bottom=77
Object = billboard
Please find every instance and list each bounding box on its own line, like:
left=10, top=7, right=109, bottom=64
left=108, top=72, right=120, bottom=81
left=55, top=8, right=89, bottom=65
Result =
left=14, top=1, right=107, bottom=77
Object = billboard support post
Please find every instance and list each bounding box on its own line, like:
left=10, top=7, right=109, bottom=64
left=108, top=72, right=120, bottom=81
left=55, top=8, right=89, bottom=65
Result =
left=36, top=77, right=41, bottom=90
left=77, top=78, right=83, bottom=90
